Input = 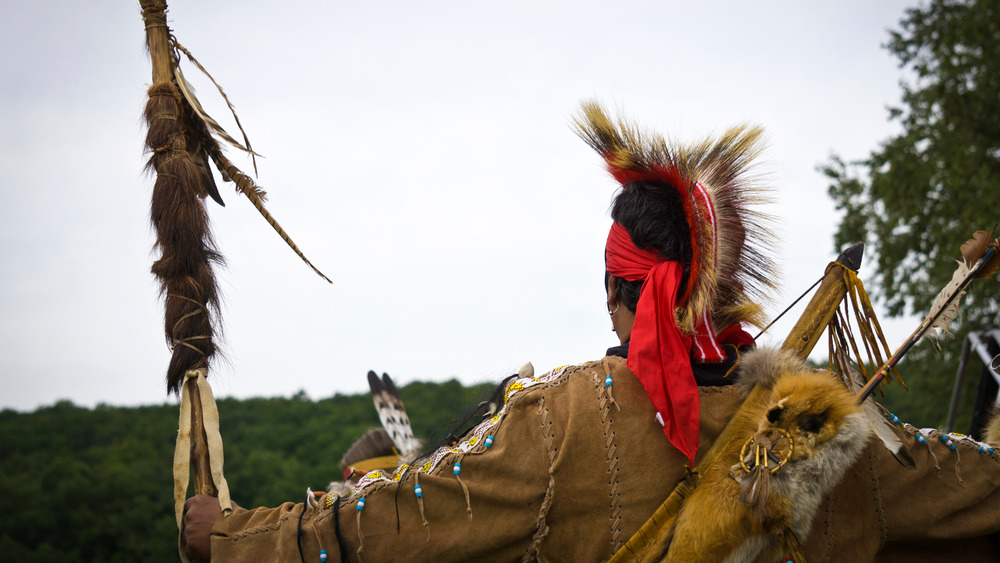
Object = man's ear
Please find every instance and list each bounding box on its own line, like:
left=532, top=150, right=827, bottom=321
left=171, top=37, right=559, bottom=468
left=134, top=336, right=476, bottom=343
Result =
left=606, top=275, right=618, bottom=308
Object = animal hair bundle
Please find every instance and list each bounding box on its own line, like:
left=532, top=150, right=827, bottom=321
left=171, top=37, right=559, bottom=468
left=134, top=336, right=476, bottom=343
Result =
left=144, top=81, right=224, bottom=393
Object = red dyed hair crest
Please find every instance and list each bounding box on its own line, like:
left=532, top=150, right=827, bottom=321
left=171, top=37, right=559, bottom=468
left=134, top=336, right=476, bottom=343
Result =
left=579, top=102, right=778, bottom=464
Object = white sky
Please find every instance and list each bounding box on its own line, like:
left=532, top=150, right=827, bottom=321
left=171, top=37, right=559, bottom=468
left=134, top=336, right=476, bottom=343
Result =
left=0, top=1, right=923, bottom=411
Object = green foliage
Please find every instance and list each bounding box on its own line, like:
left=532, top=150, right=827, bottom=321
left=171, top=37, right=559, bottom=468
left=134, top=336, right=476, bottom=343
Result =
left=822, top=0, right=1000, bottom=428
left=0, top=378, right=498, bottom=562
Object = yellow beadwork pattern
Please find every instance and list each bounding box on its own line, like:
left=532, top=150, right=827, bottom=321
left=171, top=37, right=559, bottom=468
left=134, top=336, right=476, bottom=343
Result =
left=349, top=365, right=571, bottom=495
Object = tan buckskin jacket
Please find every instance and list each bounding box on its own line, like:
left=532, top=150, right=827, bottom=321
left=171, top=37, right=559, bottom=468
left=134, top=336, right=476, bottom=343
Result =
left=209, top=357, right=1000, bottom=561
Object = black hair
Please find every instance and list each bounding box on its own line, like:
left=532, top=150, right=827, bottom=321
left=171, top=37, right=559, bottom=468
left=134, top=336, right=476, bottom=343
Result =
left=606, top=181, right=692, bottom=312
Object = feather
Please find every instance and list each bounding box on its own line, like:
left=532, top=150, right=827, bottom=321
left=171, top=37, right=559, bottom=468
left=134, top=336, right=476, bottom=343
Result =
left=961, top=228, right=994, bottom=268
left=172, top=41, right=261, bottom=164
left=209, top=149, right=332, bottom=283
left=924, top=230, right=1000, bottom=338
left=368, top=371, right=421, bottom=455
left=736, top=451, right=772, bottom=509
left=170, top=39, right=331, bottom=283
left=960, top=228, right=1000, bottom=279
left=924, top=261, right=971, bottom=341
left=338, top=428, right=398, bottom=472
left=918, top=237, right=997, bottom=344
left=837, top=348, right=915, bottom=469
left=856, top=230, right=1000, bottom=403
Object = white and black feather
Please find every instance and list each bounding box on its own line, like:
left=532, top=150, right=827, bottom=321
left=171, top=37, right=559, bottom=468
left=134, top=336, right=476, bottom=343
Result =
left=368, top=371, right=421, bottom=455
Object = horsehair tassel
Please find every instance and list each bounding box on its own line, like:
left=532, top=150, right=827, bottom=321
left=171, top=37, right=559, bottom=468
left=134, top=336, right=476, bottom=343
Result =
left=454, top=459, right=473, bottom=520
left=145, top=78, right=223, bottom=394
left=415, top=473, right=430, bottom=540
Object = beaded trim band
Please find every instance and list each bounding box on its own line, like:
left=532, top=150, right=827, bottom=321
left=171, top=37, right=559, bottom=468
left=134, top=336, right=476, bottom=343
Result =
left=346, top=364, right=571, bottom=496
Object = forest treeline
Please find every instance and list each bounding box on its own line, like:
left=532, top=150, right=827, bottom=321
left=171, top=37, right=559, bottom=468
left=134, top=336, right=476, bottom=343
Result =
left=0, top=378, right=496, bottom=562
left=2, top=366, right=990, bottom=562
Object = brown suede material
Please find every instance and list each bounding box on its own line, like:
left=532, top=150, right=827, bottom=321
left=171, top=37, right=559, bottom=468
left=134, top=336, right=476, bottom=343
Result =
left=801, top=425, right=1000, bottom=562
left=210, top=357, right=1000, bottom=561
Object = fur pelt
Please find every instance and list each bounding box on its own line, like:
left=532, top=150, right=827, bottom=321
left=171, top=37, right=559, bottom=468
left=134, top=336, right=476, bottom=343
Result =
left=661, top=350, right=870, bottom=562
left=735, top=347, right=816, bottom=395
left=984, top=406, right=1000, bottom=444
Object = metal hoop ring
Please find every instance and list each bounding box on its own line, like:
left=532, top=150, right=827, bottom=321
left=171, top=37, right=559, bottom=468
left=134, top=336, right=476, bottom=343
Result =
left=738, top=427, right=794, bottom=475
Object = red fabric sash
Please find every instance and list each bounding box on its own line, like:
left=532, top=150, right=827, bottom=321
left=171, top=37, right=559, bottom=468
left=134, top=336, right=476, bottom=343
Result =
left=605, top=222, right=751, bottom=465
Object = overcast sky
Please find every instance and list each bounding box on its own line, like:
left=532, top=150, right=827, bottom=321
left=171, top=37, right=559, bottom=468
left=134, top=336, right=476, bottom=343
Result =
left=0, top=1, right=925, bottom=412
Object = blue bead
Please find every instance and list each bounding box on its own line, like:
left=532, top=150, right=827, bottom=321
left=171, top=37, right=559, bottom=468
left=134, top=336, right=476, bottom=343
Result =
left=889, top=414, right=900, bottom=425
left=320, top=549, right=327, bottom=562
left=415, top=484, right=423, bottom=498
left=356, top=497, right=366, bottom=511
left=485, top=435, right=494, bottom=448
left=605, top=375, right=613, bottom=387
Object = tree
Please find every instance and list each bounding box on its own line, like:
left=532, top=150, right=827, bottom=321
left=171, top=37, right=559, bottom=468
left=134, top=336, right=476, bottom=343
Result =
left=0, top=379, right=498, bottom=560
left=822, top=0, right=1000, bottom=428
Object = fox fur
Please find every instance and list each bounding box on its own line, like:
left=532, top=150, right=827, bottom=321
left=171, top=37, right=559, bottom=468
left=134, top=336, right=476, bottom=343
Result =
left=983, top=406, right=1000, bottom=444
left=661, top=348, right=870, bottom=562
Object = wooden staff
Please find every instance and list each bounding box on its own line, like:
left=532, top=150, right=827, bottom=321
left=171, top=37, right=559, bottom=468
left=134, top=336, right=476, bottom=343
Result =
left=140, top=0, right=219, bottom=498
left=139, top=1, right=330, bottom=519
left=609, top=243, right=864, bottom=562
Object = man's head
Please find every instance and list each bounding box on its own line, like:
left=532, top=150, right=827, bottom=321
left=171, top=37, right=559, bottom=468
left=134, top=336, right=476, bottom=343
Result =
left=606, top=179, right=691, bottom=295
left=576, top=101, right=780, bottom=463
left=605, top=180, right=691, bottom=343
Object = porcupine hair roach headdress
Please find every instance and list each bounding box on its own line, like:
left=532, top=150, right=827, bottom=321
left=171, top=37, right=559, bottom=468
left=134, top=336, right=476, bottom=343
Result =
left=574, top=101, right=778, bottom=334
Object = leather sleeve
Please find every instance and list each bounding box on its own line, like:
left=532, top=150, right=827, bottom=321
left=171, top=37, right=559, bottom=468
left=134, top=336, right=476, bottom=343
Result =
left=208, top=358, right=746, bottom=562
left=801, top=424, right=1000, bottom=562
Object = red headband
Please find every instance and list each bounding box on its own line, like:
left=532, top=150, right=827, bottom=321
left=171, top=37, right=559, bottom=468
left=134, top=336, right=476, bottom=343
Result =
left=605, top=222, right=750, bottom=465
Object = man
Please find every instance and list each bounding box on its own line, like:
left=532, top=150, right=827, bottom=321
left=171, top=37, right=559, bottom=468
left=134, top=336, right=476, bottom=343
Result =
left=183, top=103, right=1000, bottom=561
